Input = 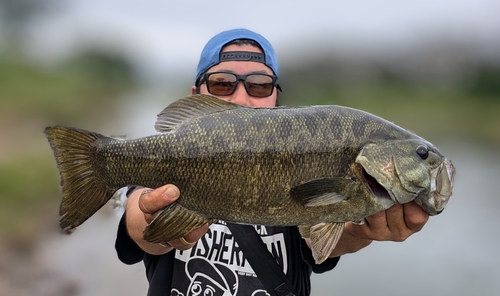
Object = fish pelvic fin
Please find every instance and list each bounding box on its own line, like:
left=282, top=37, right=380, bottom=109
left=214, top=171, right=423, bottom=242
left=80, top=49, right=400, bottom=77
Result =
left=44, top=126, right=115, bottom=233
left=299, top=222, right=345, bottom=264
left=143, top=202, right=216, bottom=244
left=155, top=94, right=246, bottom=132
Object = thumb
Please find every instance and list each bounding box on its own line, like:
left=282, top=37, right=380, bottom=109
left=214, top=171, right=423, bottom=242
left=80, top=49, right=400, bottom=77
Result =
left=138, top=185, right=180, bottom=214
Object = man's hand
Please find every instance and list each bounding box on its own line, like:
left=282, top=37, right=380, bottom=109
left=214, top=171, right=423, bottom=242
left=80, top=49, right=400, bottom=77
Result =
left=327, top=201, right=429, bottom=258
left=348, top=201, right=429, bottom=241
left=129, top=185, right=428, bottom=257
left=126, top=184, right=209, bottom=254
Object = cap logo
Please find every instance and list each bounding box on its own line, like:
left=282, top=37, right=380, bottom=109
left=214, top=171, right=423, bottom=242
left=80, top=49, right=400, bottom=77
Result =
left=219, top=51, right=266, bottom=63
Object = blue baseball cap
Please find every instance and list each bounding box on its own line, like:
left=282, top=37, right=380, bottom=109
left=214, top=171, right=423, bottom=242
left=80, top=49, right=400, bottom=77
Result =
left=195, top=28, right=279, bottom=82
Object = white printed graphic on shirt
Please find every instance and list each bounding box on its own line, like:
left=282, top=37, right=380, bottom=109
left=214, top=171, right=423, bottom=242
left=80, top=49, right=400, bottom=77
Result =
left=171, top=221, right=287, bottom=296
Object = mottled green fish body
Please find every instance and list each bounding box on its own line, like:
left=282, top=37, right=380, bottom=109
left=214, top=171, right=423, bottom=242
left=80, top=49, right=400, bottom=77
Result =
left=45, top=95, right=455, bottom=263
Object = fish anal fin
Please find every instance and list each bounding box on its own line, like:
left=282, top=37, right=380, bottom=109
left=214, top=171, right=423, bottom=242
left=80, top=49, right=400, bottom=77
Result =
left=155, top=94, right=245, bottom=132
left=291, top=177, right=352, bottom=206
left=309, top=222, right=345, bottom=264
left=143, top=202, right=216, bottom=244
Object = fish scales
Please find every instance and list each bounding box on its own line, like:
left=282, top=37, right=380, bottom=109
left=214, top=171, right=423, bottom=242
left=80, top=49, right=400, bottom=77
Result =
left=45, top=94, right=454, bottom=262
left=92, top=104, right=411, bottom=225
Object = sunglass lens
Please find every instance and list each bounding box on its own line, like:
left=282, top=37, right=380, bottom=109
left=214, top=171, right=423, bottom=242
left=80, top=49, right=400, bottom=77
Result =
left=206, top=73, right=237, bottom=96
left=245, top=74, right=274, bottom=97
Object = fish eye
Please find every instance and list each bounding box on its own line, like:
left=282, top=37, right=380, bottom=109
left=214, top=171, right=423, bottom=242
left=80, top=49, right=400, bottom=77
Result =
left=416, top=145, right=429, bottom=159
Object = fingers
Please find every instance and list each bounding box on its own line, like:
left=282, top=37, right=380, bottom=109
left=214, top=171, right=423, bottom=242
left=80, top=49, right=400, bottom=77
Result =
left=347, top=201, right=429, bottom=242
left=166, top=223, right=210, bottom=251
left=345, top=210, right=388, bottom=241
left=384, top=203, right=412, bottom=241
left=402, top=201, right=429, bottom=232
left=138, top=185, right=180, bottom=223
left=135, top=185, right=209, bottom=251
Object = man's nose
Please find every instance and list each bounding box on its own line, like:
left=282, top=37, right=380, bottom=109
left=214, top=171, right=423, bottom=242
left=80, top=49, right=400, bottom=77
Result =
left=228, top=81, right=252, bottom=106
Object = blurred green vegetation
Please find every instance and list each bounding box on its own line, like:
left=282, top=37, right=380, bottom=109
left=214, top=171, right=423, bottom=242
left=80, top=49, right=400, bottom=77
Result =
left=0, top=157, right=59, bottom=249
left=0, top=50, right=136, bottom=124
left=0, top=49, right=138, bottom=246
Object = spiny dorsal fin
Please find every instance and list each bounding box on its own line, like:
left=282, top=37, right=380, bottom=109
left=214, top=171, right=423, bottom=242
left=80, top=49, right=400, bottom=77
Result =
left=155, top=94, right=245, bottom=132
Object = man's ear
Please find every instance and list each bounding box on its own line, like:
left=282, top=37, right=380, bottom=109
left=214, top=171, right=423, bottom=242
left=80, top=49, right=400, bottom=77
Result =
left=191, top=86, right=199, bottom=95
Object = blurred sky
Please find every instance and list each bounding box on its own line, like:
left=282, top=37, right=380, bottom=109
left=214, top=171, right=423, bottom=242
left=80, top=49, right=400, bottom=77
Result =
left=20, top=0, right=500, bottom=80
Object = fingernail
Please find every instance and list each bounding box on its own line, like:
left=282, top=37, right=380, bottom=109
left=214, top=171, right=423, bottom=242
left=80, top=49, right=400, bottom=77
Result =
left=140, top=189, right=153, bottom=197
left=162, top=186, right=179, bottom=200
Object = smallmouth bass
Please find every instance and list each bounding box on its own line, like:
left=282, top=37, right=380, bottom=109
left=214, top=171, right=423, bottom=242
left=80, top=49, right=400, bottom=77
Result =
left=45, top=95, right=455, bottom=263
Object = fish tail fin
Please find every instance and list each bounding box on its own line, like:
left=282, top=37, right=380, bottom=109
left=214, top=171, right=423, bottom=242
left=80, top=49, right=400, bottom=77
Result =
left=143, top=202, right=216, bottom=244
left=44, top=126, right=116, bottom=233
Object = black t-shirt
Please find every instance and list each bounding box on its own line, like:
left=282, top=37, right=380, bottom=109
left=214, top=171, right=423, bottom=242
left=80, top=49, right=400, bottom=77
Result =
left=116, top=216, right=340, bottom=296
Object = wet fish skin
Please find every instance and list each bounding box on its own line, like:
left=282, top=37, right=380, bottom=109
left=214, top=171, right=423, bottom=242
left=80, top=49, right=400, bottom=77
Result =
left=44, top=94, right=455, bottom=263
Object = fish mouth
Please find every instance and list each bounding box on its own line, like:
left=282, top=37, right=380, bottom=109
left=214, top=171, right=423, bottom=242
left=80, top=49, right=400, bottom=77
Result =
left=415, top=158, right=455, bottom=215
left=358, top=164, right=392, bottom=200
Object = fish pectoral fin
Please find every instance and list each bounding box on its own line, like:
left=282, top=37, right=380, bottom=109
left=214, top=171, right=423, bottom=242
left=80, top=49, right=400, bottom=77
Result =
left=308, top=222, right=345, bottom=264
left=304, top=193, right=346, bottom=207
left=155, top=94, right=246, bottom=132
left=291, top=177, right=352, bottom=206
left=142, top=202, right=216, bottom=244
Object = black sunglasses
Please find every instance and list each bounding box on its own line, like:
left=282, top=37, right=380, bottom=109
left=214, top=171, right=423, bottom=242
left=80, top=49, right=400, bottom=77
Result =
left=196, top=71, right=281, bottom=97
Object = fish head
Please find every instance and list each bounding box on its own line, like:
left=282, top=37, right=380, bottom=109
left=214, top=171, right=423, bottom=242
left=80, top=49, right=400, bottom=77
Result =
left=416, top=156, right=455, bottom=215
left=355, top=139, right=455, bottom=215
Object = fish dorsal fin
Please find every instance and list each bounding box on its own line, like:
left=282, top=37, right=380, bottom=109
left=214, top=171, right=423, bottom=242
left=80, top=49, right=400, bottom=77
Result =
left=291, top=177, right=351, bottom=206
left=155, top=94, right=244, bottom=132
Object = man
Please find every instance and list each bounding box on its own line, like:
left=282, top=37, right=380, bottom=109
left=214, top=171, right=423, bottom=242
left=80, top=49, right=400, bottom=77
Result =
left=116, top=28, right=429, bottom=296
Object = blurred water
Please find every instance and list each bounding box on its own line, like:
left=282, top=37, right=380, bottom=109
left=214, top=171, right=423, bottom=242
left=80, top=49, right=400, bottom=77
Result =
left=35, top=92, right=500, bottom=295
left=37, top=211, right=148, bottom=296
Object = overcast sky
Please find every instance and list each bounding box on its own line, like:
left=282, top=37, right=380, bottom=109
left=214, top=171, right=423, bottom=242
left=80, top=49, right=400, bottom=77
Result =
left=22, top=0, right=500, bottom=79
